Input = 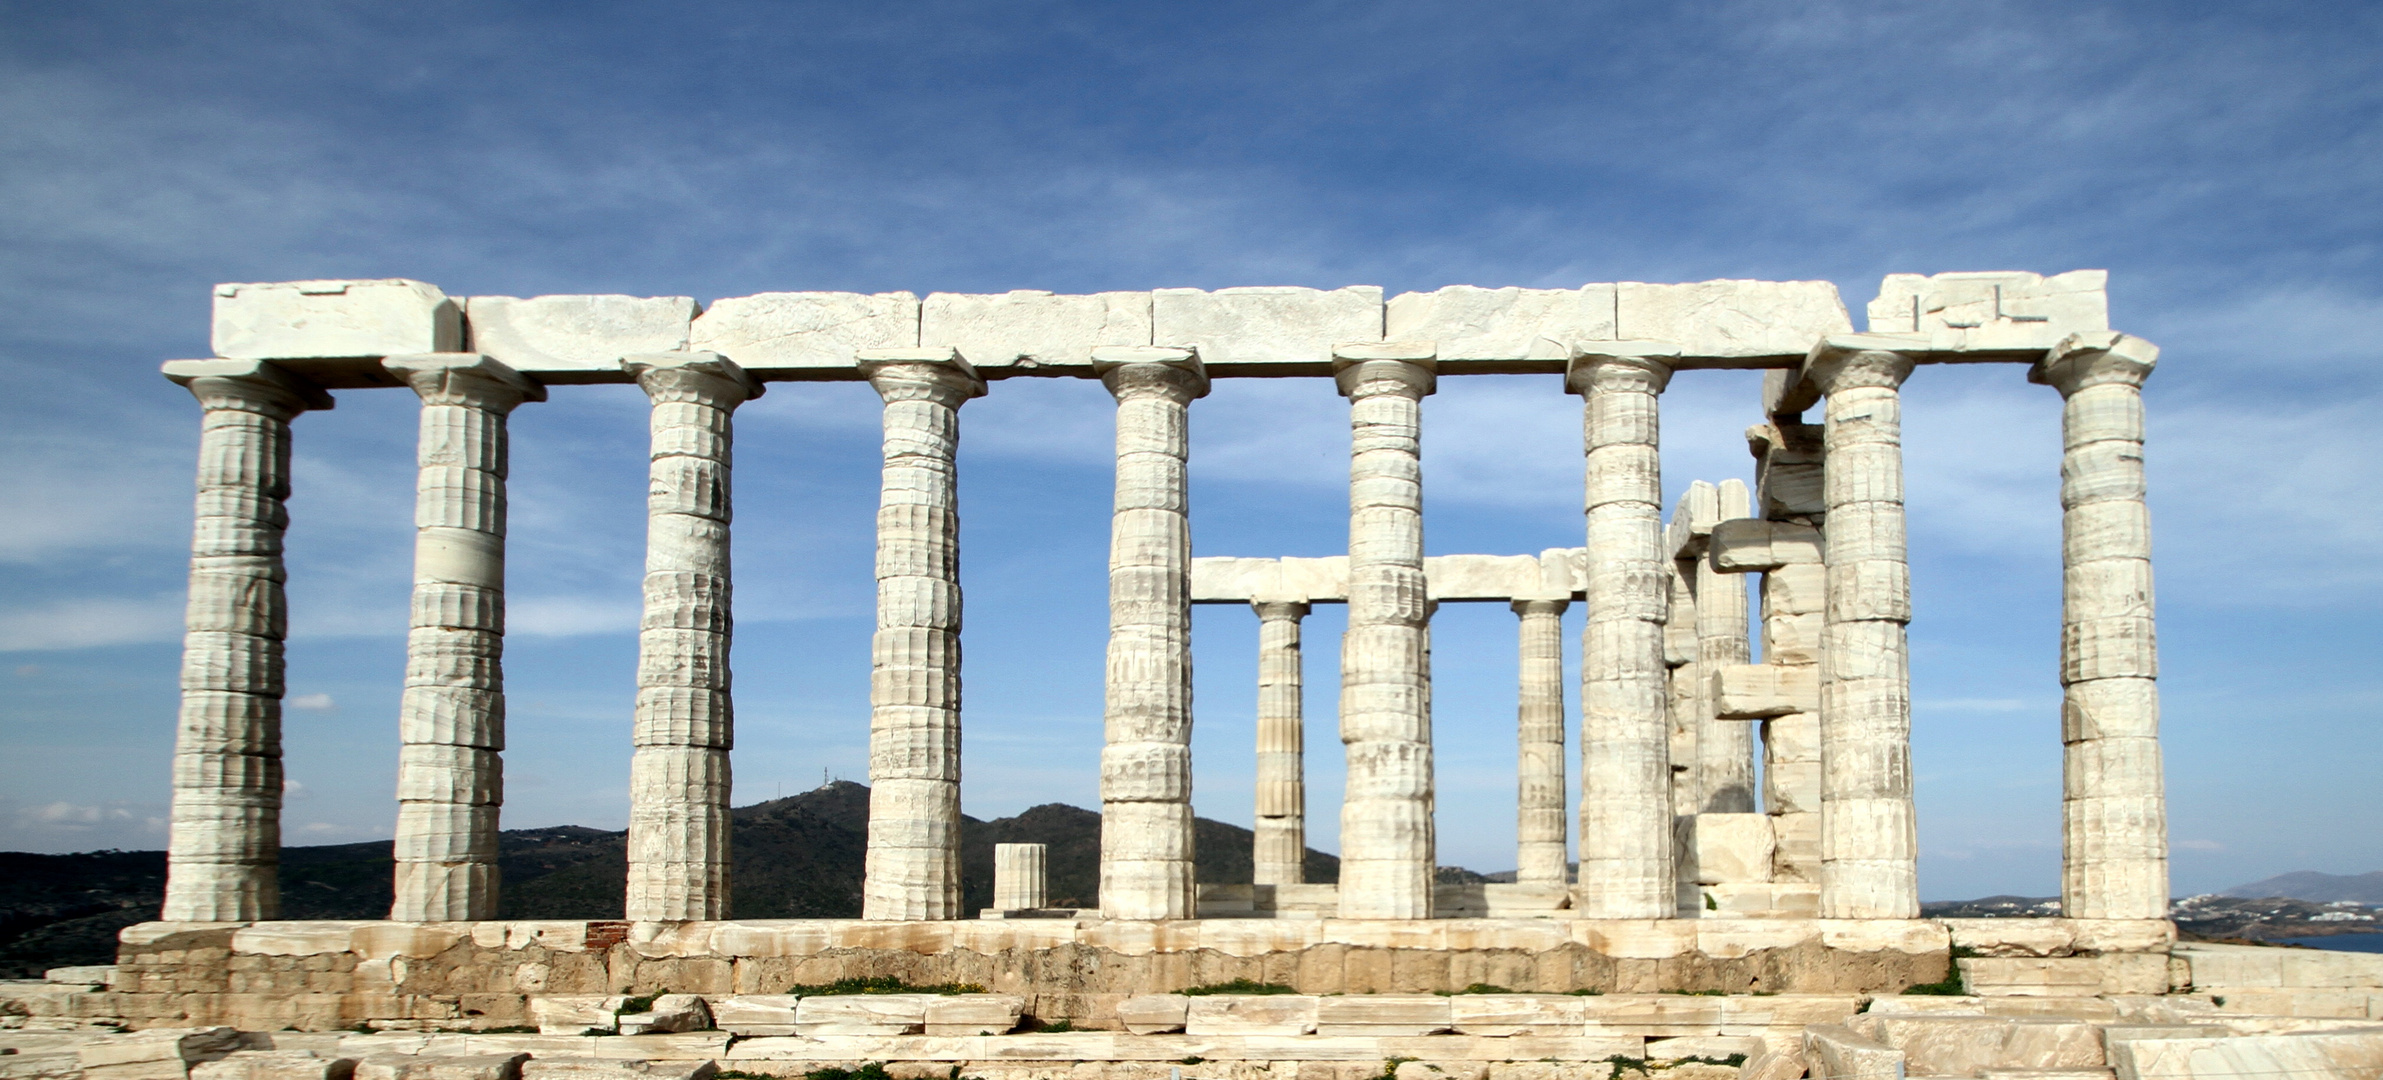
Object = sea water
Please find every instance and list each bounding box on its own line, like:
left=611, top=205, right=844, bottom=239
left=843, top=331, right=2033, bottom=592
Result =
left=2274, top=934, right=2383, bottom=953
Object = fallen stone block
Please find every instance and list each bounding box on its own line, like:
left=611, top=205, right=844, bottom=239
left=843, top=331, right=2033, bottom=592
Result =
left=709, top=995, right=801, bottom=1036
left=1315, top=995, right=1452, bottom=1036
left=1447, top=994, right=1587, bottom=1037
left=792, top=994, right=934, bottom=1036
left=191, top=1051, right=356, bottom=1080
left=529, top=997, right=627, bottom=1036
left=1115, top=994, right=1190, bottom=1035
left=1182, top=994, right=1319, bottom=1036
left=2110, top=1030, right=2383, bottom=1080
left=1851, top=1014, right=2103, bottom=1077
left=1737, top=1048, right=1807, bottom=1080
left=352, top=1054, right=527, bottom=1080
left=81, top=1028, right=243, bottom=1080
left=1803, top=1024, right=1904, bottom=1080
left=615, top=994, right=710, bottom=1036
left=43, top=967, right=116, bottom=988
left=923, top=994, right=1023, bottom=1036
left=519, top=1061, right=718, bottom=1080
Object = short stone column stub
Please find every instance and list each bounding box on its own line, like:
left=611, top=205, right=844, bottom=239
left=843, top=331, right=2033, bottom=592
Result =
left=859, top=348, right=985, bottom=921
left=1697, top=478, right=1757, bottom=813
left=1252, top=598, right=1310, bottom=887
left=1512, top=596, right=1570, bottom=887
left=1333, top=343, right=1439, bottom=919
left=1804, top=341, right=1920, bottom=919
left=1568, top=343, right=1677, bottom=919
left=993, top=842, right=1049, bottom=911
left=624, top=351, right=762, bottom=921
left=383, top=353, right=544, bottom=922
left=2033, top=331, right=2168, bottom=920
left=160, top=359, right=333, bottom=923
left=1095, top=346, right=1209, bottom=920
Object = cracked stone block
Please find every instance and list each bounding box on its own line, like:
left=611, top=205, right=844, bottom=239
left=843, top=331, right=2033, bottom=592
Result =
left=214, top=280, right=460, bottom=361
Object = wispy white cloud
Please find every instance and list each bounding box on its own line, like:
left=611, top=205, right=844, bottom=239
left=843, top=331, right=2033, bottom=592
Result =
left=0, top=594, right=183, bottom=652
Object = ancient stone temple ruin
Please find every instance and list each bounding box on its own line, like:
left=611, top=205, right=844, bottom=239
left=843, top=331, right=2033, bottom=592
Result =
left=13, top=273, right=2383, bottom=1080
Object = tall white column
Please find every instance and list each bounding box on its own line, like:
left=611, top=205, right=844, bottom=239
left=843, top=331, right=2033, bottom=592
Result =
left=1697, top=479, right=1757, bottom=813
left=624, top=352, right=760, bottom=921
left=2034, top=332, right=2168, bottom=920
left=1663, top=557, right=1702, bottom=817
left=1512, top=598, right=1570, bottom=887
left=1096, top=346, right=1208, bottom=920
left=1569, top=345, right=1676, bottom=919
left=1252, top=599, right=1309, bottom=886
left=860, top=349, right=983, bottom=921
left=1334, top=344, right=1438, bottom=920
left=1807, top=343, right=1919, bottom=919
left=160, top=360, right=332, bottom=922
left=384, top=354, right=542, bottom=922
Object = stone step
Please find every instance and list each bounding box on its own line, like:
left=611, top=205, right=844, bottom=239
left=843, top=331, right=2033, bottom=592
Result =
left=722, top=1032, right=1652, bottom=1063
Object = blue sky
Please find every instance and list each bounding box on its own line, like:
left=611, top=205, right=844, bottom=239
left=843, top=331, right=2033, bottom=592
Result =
left=1, top=0, right=2377, bottom=901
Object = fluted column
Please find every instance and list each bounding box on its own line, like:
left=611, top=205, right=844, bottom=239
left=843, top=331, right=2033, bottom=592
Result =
left=2034, top=332, right=2168, bottom=920
left=160, top=360, right=332, bottom=922
left=860, top=349, right=984, bottom=921
left=384, top=354, right=542, bottom=921
left=1568, top=345, right=1676, bottom=919
left=1697, top=479, right=1757, bottom=813
left=994, top=843, right=1049, bottom=911
left=1512, top=598, right=1570, bottom=887
left=1807, top=343, right=1919, bottom=919
left=625, top=352, right=761, bottom=921
left=1096, top=346, right=1208, bottom=920
left=1333, top=344, right=1438, bottom=919
left=1252, top=599, right=1309, bottom=886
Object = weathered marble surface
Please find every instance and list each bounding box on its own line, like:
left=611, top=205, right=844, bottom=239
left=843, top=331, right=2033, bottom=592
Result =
left=1512, top=598, right=1569, bottom=887
left=1252, top=601, right=1310, bottom=886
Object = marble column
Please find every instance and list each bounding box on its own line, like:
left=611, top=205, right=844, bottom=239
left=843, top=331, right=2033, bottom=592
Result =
left=1568, top=345, right=1676, bottom=919
left=2034, top=332, right=2168, bottom=920
left=860, top=349, right=984, bottom=921
left=1696, top=479, right=1757, bottom=813
left=994, top=843, right=1049, bottom=912
left=1334, top=344, right=1438, bottom=920
left=385, top=354, right=543, bottom=921
left=1095, top=346, right=1208, bottom=920
left=160, top=360, right=332, bottom=922
left=624, top=352, right=761, bottom=921
left=1252, top=599, right=1310, bottom=886
left=1663, top=557, right=1701, bottom=817
left=1512, top=598, right=1570, bottom=887
left=1806, top=343, right=1919, bottom=919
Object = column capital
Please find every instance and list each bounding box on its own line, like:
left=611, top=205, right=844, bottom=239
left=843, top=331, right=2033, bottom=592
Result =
left=1511, top=597, right=1568, bottom=616
left=859, top=347, right=987, bottom=405
left=1565, top=343, right=1676, bottom=396
left=1252, top=599, right=1311, bottom=621
left=163, top=359, right=334, bottom=420
left=1333, top=343, right=1437, bottom=400
left=2030, top=331, right=2159, bottom=398
left=625, top=351, right=764, bottom=406
left=1799, top=335, right=1919, bottom=397
left=1096, top=346, right=1209, bottom=402
left=383, top=353, right=545, bottom=412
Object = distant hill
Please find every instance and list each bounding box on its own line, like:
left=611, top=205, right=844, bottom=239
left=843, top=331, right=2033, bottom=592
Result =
left=0, top=783, right=1352, bottom=977
left=2222, top=871, right=2383, bottom=904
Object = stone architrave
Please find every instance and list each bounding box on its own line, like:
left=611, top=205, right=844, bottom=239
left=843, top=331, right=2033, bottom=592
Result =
left=1569, top=344, right=1678, bottom=919
left=1697, top=479, right=1757, bottom=813
left=859, top=348, right=985, bottom=920
left=1805, top=341, right=1920, bottom=919
left=1333, top=343, right=1438, bottom=919
left=1512, top=597, right=1570, bottom=886
left=2033, top=332, right=2168, bottom=920
left=1095, top=346, right=1209, bottom=920
left=624, top=352, right=762, bottom=921
left=160, top=360, right=333, bottom=922
left=1252, top=599, right=1310, bottom=886
left=384, top=354, right=544, bottom=922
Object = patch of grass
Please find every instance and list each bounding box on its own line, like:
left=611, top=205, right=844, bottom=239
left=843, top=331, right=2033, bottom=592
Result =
left=1565, top=987, right=1606, bottom=996
left=1180, top=978, right=1298, bottom=996
left=1671, top=1055, right=1749, bottom=1069
left=1602, top=1055, right=1651, bottom=1078
left=1435, top=983, right=1515, bottom=996
left=800, top=1065, right=895, bottom=1080
left=1703, top=893, right=1718, bottom=911
left=781, top=975, right=986, bottom=996
left=1375, top=1055, right=1418, bottom=1080
left=1901, top=945, right=1979, bottom=996
left=618, top=991, right=663, bottom=1014
left=1178, top=1056, right=1205, bottom=1065
left=476, top=1025, right=539, bottom=1034
left=1663, top=989, right=1728, bottom=996
left=712, top=1072, right=777, bottom=1080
